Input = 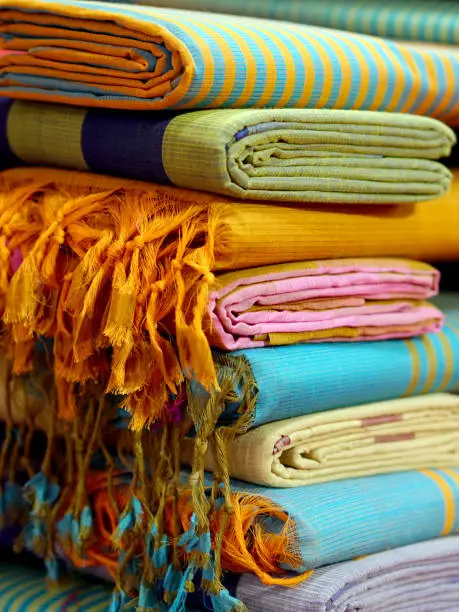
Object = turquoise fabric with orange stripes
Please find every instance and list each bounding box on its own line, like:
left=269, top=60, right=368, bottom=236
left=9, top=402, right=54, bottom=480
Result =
left=0, top=562, right=110, bottom=610
left=1, top=0, right=459, bottom=125
left=130, top=0, right=459, bottom=46
left=218, top=304, right=459, bottom=428
left=231, top=468, right=459, bottom=571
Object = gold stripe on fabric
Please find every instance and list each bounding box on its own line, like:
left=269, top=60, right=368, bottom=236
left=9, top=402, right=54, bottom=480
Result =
left=7, top=100, right=89, bottom=169
left=420, top=469, right=455, bottom=536
left=437, top=332, right=455, bottom=391
left=419, top=335, right=437, bottom=394
left=403, top=339, right=422, bottom=397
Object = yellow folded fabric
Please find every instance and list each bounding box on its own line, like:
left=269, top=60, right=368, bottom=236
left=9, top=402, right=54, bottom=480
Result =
left=1, top=166, right=459, bottom=427
left=183, top=393, right=459, bottom=487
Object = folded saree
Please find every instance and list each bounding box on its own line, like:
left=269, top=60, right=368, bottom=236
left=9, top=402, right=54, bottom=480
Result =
left=145, top=0, right=459, bottom=46
left=185, top=393, right=459, bottom=486
left=0, top=100, right=454, bottom=203
left=207, top=259, right=443, bottom=349
left=2, top=166, right=459, bottom=427
left=230, top=536, right=459, bottom=612
left=2, top=1, right=459, bottom=126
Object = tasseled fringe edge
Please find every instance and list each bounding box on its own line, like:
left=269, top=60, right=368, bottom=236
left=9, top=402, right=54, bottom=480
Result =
left=0, top=245, right=310, bottom=610
left=0, top=173, right=221, bottom=427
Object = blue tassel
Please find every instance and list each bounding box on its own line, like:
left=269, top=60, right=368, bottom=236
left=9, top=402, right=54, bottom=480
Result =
left=114, top=497, right=143, bottom=546
left=167, top=564, right=195, bottom=612
left=23, top=473, right=60, bottom=510
left=79, top=504, right=93, bottom=541
left=109, top=588, right=132, bottom=612
left=137, top=580, right=168, bottom=611
left=57, top=512, right=72, bottom=542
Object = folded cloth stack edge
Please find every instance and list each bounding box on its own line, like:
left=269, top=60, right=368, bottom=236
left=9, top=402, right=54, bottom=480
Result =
left=206, top=258, right=443, bottom=348
left=1, top=534, right=459, bottom=611
left=129, top=0, right=459, bottom=47
left=230, top=535, right=459, bottom=612
left=0, top=165, right=457, bottom=426
left=182, top=393, right=459, bottom=486
left=1, top=0, right=459, bottom=127
left=0, top=100, right=455, bottom=203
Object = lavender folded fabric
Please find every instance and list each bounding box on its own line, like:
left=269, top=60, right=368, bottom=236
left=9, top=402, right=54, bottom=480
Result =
left=229, top=536, right=459, bottom=611
left=206, top=258, right=443, bottom=349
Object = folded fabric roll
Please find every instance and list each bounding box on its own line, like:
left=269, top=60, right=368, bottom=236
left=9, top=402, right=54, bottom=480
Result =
left=144, top=0, right=459, bottom=46
left=229, top=536, right=459, bottom=612
left=2, top=1, right=459, bottom=125
left=0, top=101, right=454, bottom=203
left=2, top=166, right=459, bottom=424
left=61, top=467, right=459, bottom=577
left=207, top=259, right=443, bottom=349
left=0, top=560, right=110, bottom=610
left=210, top=308, right=459, bottom=428
left=185, top=393, right=459, bottom=486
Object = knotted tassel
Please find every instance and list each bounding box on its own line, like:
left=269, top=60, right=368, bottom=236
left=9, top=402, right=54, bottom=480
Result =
left=109, top=587, right=132, bottom=612
left=21, top=472, right=60, bottom=557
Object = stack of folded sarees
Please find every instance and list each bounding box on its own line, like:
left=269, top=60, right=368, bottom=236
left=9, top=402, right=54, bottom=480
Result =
left=0, top=1, right=459, bottom=611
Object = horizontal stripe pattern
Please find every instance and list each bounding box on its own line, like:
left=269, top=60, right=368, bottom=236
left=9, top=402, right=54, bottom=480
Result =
left=231, top=468, right=459, bottom=570
left=232, top=536, right=459, bottom=611
left=0, top=99, right=454, bottom=202
left=0, top=0, right=459, bottom=123
left=220, top=306, right=459, bottom=428
left=0, top=563, right=110, bottom=610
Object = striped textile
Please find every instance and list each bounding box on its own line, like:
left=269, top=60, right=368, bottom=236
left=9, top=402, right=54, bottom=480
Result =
left=184, top=393, right=459, bottom=486
left=0, top=562, right=110, bottom=610
left=207, top=259, right=443, bottom=349
left=211, top=306, right=459, bottom=429
left=230, top=536, right=459, bottom=611
left=0, top=100, right=454, bottom=203
left=132, top=0, right=459, bottom=46
left=2, top=2, right=459, bottom=125
left=230, top=468, right=459, bottom=571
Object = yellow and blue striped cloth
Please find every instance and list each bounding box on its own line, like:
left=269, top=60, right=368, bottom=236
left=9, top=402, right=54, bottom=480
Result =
left=1, top=0, right=459, bottom=124
left=0, top=562, right=110, bottom=611
left=136, top=0, right=459, bottom=46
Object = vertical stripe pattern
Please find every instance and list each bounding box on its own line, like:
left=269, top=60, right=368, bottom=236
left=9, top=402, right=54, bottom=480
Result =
left=1, top=0, right=459, bottom=124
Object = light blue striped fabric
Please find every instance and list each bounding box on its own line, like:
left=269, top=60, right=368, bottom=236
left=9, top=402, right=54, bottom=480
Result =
left=0, top=562, right=110, bottom=610
left=134, top=0, right=459, bottom=46
left=231, top=468, right=459, bottom=571
left=2, top=0, right=459, bottom=126
left=219, top=307, right=459, bottom=428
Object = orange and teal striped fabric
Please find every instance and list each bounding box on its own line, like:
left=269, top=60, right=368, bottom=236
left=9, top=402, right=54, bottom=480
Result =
left=0, top=562, right=110, bottom=610
left=2, top=0, right=459, bottom=124
left=138, top=0, right=459, bottom=46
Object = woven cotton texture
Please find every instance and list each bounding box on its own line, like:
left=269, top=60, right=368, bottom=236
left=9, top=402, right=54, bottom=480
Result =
left=231, top=535, right=459, bottom=612
left=133, top=0, right=459, bottom=46
left=186, top=393, right=459, bottom=486
left=207, top=258, right=443, bottom=349
left=230, top=468, right=459, bottom=571
left=0, top=100, right=454, bottom=203
left=1, top=1, right=459, bottom=125
left=212, top=306, right=459, bottom=428
left=0, top=562, right=110, bottom=610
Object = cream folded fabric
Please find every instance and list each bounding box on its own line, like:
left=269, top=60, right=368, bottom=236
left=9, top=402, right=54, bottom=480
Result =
left=182, top=393, right=459, bottom=487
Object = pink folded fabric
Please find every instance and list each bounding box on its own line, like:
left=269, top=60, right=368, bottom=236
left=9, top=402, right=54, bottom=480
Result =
left=205, top=258, right=443, bottom=349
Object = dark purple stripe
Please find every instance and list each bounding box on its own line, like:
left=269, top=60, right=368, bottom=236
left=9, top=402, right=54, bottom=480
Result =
left=82, top=109, right=177, bottom=184
left=0, top=98, right=20, bottom=168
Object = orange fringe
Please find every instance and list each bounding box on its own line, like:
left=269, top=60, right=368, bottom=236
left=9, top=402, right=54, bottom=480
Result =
left=0, top=168, right=220, bottom=427
left=61, top=471, right=311, bottom=588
